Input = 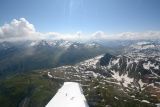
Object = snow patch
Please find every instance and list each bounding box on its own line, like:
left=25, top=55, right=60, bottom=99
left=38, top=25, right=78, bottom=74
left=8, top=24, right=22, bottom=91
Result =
left=114, top=96, right=119, bottom=100
left=85, top=71, right=99, bottom=78
left=143, top=61, right=155, bottom=70
left=79, top=55, right=103, bottom=67
left=112, top=58, right=120, bottom=65
left=141, top=100, right=150, bottom=104
left=111, top=70, right=134, bottom=87
left=48, top=72, right=53, bottom=78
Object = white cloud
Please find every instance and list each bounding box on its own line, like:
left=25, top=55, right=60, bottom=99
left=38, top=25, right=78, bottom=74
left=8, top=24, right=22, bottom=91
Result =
left=44, top=31, right=89, bottom=41
left=0, top=18, right=42, bottom=42
left=91, top=31, right=160, bottom=40
left=92, top=31, right=106, bottom=39
left=0, top=18, right=160, bottom=42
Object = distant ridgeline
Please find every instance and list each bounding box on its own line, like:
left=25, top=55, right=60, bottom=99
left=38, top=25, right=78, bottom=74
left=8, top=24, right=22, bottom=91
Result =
left=0, top=40, right=109, bottom=76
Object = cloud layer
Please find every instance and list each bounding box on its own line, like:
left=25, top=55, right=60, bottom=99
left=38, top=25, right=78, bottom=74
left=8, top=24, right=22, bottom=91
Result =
left=0, top=18, right=160, bottom=42
left=93, top=31, right=160, bottom=40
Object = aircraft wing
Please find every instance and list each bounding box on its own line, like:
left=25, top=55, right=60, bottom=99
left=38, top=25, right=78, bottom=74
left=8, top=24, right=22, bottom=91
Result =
left=46, top=82, right=89, bottom=107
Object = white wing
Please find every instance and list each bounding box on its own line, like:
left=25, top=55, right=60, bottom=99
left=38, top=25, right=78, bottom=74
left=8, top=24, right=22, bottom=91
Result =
left=46, top=82, right=89, bottom=107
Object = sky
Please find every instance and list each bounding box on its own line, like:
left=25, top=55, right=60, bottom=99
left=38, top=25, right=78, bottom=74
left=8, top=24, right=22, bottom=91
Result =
left=0, top=0, right=160, bottom=34
left=0, top=0, right=160, bottom=41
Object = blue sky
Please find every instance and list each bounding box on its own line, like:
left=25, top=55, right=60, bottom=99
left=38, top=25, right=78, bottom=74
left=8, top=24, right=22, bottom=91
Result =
left=0, top=0, right=160, bottom=34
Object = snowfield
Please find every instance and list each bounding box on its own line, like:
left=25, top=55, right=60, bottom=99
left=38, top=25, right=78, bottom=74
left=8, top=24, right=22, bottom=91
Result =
left=46, top=82, right=89, bottom=107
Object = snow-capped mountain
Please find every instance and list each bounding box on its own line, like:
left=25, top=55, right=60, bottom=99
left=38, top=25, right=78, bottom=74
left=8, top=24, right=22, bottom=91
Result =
left=0, top=39, right=100, bottom=50
left=0, top=40, right=107, bottom=76
left=42, top=41, right=160, bottom=107
left=0, top=40, right=160, bottom=107
left=44, top=54, right=160, bottom=107
left=101, top=54, right=160, bottom=90
left=27, top=40, right=101, bottom=49
left=125, top=41, right=160, bottom=57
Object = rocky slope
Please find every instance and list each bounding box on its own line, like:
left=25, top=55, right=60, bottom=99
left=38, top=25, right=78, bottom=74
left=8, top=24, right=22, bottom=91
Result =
left=42, top=41, right=160, bottom=107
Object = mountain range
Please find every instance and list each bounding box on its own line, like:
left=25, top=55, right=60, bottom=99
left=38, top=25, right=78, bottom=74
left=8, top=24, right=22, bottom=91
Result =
left=0, top=39, right=159, bottom=107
